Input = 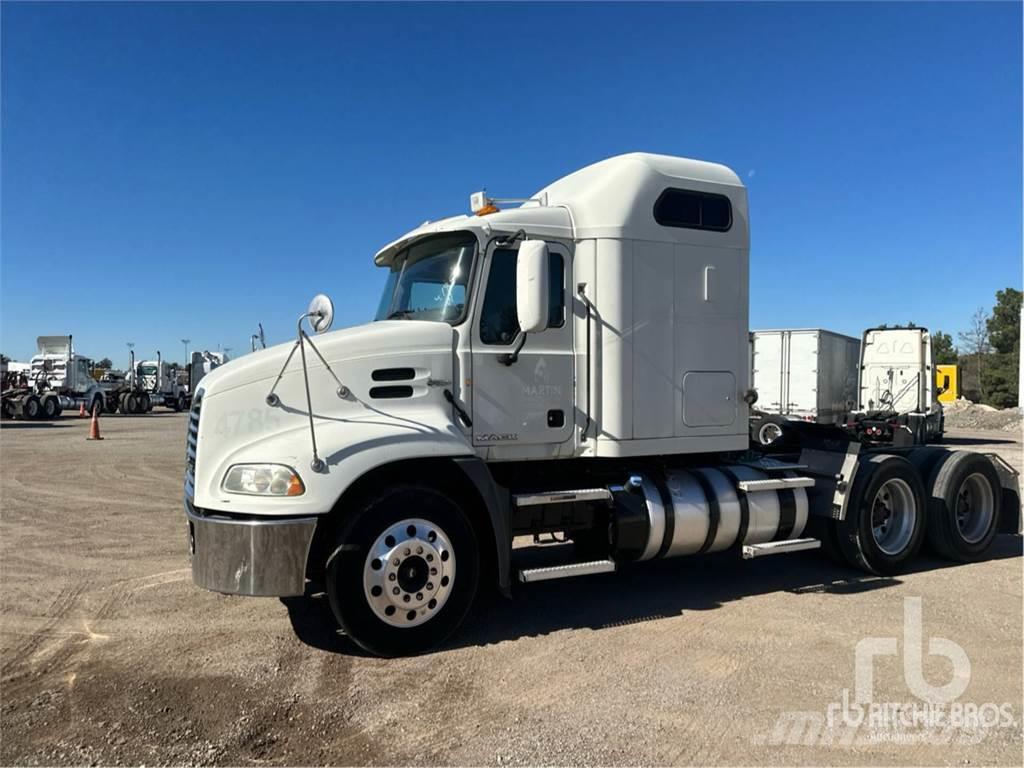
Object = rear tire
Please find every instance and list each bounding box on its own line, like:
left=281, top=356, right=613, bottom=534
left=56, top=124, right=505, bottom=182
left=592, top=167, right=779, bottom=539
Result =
left=41, top=396, right=60, bottom=420
left=836, top=454, right=926, bottom=575
left=21, top=395, right=41, bottom=420
left=922, top=452, right=1001, bottom=562
left=325, top=485, right=479, bottom=657
left=124, top=393, right=139, bottom=414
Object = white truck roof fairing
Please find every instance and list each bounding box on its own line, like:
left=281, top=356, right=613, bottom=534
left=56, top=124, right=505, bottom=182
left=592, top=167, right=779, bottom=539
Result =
left=374, top=153, right=746, bottom=264
left=36, top=336, right=72, bottom=356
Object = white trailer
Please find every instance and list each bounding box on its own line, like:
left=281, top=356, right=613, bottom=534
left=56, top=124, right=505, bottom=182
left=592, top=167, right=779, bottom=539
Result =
left=1, top=336, right=106, bottom=420
left=750, top=329, right=860, bottom=445
left=183, top=154, right=1020, bottom=656
left=851, top=326, right=944, bottom=445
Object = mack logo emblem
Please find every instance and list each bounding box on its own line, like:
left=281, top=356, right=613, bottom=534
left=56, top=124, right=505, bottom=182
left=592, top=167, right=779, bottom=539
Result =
left=475, top=433, right=519, bottom=442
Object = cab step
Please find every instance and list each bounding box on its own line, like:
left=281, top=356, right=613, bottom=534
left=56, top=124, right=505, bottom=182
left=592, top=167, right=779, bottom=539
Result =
left=736, top=477, right=815, bottom=493
left=742, top=538, right=821, bottom=559
left=518, top=559, right=617, bottom=583
left=513, top=488, right=613, bottom=507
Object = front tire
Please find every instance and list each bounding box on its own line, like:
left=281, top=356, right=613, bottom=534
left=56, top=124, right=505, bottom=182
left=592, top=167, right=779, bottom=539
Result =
left=326, top=485, right=479, bottom=657
left=836, top=454, right=926, bottom=575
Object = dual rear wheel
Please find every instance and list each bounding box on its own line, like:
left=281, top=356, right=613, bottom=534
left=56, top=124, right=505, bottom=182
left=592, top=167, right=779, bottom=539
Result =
left=818, top=451, right=1002, bottom=574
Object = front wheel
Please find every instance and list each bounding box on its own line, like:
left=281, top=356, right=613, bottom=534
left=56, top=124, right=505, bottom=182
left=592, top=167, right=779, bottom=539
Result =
left=326, top=486, right=479, bottom=657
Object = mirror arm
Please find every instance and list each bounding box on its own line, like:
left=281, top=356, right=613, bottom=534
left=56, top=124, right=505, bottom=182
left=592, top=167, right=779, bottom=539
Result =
left=498, top=332, right=528, bottom=366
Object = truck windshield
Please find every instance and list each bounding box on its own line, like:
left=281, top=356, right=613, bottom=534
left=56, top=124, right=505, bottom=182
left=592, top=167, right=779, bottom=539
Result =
left=375, top=232, right=476, bottom=323
left=139, top=365, right=158, bottom=376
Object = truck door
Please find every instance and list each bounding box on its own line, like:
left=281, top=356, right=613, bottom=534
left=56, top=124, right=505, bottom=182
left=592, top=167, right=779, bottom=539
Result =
left=470, top=241, right=574, bottom=448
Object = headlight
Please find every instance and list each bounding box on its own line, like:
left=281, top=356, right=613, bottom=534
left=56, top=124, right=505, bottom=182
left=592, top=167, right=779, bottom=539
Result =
left=222, top=464, right=305, bottom=496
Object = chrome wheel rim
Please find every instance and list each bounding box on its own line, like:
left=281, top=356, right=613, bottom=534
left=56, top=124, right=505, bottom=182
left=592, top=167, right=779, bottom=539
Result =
left=363, top=518, right=455, bottom=628
left=870, top=478, right=916, bottom=555
left=955, top=473, right=994, bottom=544
left=759, top=422, right=783, bottom=445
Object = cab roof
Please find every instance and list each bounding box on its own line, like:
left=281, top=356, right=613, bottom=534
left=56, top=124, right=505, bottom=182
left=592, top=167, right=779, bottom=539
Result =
left=374, top=152, right=747, bottom=265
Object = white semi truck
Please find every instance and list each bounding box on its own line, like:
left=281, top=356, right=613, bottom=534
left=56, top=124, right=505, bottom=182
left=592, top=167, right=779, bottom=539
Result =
left=127, top=352, right=188, bottom=412
left=1, top=336, right=106, bottom=420
left=100, top=351, right=187, bottom=414
left=184, top=154, right=1020, bottom=656
left=847, top=325, right=945, bottom=445
left=749, top=328, right=861, bottom=445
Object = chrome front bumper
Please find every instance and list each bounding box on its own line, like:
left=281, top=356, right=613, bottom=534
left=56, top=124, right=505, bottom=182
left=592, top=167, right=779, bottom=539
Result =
left=185, top=498, right=317, bottom=597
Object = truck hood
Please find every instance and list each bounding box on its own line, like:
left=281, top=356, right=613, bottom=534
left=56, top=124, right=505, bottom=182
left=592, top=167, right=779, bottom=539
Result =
left=198, top=320, right=454, bottom=399
left=189, top=319, right=470, bottom=516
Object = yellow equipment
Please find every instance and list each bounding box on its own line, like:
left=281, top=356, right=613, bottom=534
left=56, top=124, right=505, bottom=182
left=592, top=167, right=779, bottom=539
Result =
left=936, top=364, right=959, bottom=403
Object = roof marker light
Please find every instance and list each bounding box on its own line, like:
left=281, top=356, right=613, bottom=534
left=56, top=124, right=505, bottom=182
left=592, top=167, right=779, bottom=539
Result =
left=469, top=190, right=548, bottom=216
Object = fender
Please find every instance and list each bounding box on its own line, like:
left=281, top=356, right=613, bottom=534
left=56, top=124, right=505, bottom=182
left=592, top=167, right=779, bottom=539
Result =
left=453, top=456, right=512, bottom=597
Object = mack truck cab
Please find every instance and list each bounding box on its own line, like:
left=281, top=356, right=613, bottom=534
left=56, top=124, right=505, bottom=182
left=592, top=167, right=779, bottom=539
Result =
left=185, top=153, right=1020, bottom=656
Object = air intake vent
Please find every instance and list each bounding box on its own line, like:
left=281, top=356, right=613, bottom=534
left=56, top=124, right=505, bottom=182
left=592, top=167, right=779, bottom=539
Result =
left=371, top=367, right=415, bottom=382
left=369, top=385, right=413, bottom=399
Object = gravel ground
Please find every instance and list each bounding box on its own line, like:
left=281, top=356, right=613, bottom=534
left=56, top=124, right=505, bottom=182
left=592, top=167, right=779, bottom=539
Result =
left=1, top=414, right=1022, bottom=766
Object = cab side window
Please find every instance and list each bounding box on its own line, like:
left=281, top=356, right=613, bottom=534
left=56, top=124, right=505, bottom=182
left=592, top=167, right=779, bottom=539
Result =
left=479, top=247, right=564, bottom=345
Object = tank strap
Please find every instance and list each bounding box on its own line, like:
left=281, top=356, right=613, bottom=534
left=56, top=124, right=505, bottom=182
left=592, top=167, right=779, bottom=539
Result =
left=691, top=470, right=720, bottom=555
left=775, top=487, right=797, bottom=541
left=651, top=474, right=675, bottom=559
left=718, top=467, right=750, bottom=550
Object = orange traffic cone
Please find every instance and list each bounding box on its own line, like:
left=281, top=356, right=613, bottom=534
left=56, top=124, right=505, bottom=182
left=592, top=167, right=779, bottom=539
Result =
left=87, top=406, right=103, bottom=441
left=79, top=402, right=87, bottom=417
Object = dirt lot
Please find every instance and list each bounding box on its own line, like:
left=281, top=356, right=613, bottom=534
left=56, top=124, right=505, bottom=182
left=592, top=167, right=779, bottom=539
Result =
left=1, top=414, right=1021, bottom=766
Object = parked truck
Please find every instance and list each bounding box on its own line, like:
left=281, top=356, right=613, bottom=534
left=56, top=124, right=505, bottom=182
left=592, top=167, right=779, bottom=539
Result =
left=1, top=336, right=106, bottom=420
left=183, top=153, right=1020, bottom=656
left=936, top=363, right=959, bottom=404
left=846, top=326, right=944, bottom=445
left=102, top=351, right=188, bottom=413
left=749, top=328, right=860, bottom=445
left=188, top=350, right=228, bottom=396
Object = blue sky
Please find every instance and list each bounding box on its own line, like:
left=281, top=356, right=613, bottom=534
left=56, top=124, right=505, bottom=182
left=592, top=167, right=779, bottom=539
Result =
left=2, top=1, right=1021, bottom=363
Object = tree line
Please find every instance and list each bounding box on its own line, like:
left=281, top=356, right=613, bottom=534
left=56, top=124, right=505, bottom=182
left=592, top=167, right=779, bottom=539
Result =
left=932, top=287, right=1021, bottom=408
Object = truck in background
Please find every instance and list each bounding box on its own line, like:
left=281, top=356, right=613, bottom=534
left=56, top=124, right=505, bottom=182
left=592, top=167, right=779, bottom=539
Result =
left=749, top=328, right=860, bottom=445
left=848, top=325, right=944, bottom=445
left=936, top=363, right=959, bottom=404
left=188, top=350, right=228, bottom=396
left=1, top=336, right=106, bottom=420
left=99, top=351, right=188, bottom=414
left=183, top=153, right=1019, bottom=656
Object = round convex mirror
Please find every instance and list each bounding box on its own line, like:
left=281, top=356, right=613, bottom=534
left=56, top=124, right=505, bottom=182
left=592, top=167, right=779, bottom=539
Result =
left=307, top=294, right=335, bottom=333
